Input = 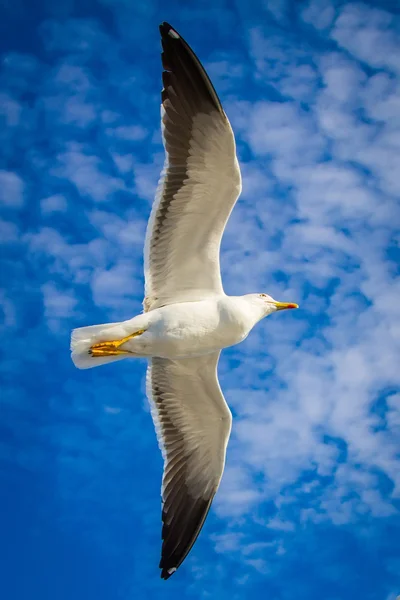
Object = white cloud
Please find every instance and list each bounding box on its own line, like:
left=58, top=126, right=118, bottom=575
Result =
left=319, top=53, right=366, bottom=104
left=0, top=291, right=17, bottom=331
left=241, top=100, right=323, bottom=165
left=331, top=4, right=400, bottom=75
left=41, top=194, right=68, bottom=214
left=88, top=209, right=146, bottom=250
left=313, top=44, right=400, bottom=200
left=27, top=226, right=109, bottom=287
left=205, top=59, right=245, bottom=94
left=41, top=283, right=79, bottom=332
left=91, top=262, right=142, bottom=310
left=40, top=62, right=98, bottom=128
left=0, top=169, right=24, bottom=207
left=0, top=92, right=21, bottom=127
left=210, top=532, right=244, bottom=554
left=112, top=153, right=134, bottom=174
left=248, top=27, right=319, bottom=101
left=214, top=463, right=263, bottom=517
left=42, top=283, right=77, bottom=318
left=54, top=63, right=92, bottom=92
left=132, top=157, right=163, bottom=202
left=301, top=0, right=335, bottom=31
left=106, top=124, right=148, bottom=141
left=263, top=0, right=289, bottom=24
left=0, top=218, right=19, bottom=242
left=51, top=143, right=125, bottom=202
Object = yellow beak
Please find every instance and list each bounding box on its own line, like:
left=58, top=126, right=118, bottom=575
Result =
left=273, top=301, right=299, bottom=311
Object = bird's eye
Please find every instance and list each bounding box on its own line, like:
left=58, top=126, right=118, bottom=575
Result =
left=259, top=294, right=267, bottom=298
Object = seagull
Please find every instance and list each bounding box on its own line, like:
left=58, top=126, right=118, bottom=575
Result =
left=70, top=22, right=298, bottom=579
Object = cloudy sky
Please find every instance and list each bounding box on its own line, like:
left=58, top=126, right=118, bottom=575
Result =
left=1, top=0, right=399, bottom=598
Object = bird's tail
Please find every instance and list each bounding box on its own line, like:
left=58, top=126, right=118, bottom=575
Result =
left=70, top=321, right=128, bottom=370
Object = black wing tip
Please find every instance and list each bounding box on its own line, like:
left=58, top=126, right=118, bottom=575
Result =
left=158, top=495, right=216, bottom=581
left=159, top=22, right=180, bottom=39
left=158, top=21, right=224, bottom=115
left=160, top=566, right=177, bottom=580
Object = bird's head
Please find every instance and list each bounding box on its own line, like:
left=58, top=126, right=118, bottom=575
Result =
left=245, top=293, right=299, bottom=318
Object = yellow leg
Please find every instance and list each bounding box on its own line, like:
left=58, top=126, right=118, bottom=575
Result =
left=89, top=329, right=146, bottom=358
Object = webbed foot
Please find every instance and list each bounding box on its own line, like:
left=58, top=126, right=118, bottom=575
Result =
left=89, top=329, right=146, bottom=357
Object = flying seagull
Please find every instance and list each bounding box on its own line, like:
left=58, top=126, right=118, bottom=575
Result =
left=71, top=22, right=298, bottom=579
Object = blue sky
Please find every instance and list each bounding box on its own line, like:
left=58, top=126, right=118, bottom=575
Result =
left=1, top=0, right=400, bottom=597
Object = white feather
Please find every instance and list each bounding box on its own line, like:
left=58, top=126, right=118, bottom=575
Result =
left=143, top=110, right=242, bottom=312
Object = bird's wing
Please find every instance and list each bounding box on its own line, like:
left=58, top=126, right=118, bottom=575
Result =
left=143, top=22, right=242, bottom=312
left=146, top=352, right=232, bottom=579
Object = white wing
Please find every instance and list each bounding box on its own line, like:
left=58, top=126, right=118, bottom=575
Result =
left=146, top=352, right=232, bottom=579
left=143, top=22, right=242, bottom=312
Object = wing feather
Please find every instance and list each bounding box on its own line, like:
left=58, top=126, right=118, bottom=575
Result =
left=146, top=352, right=232, bottom=579
left=143, top=22, right=242, bottom=312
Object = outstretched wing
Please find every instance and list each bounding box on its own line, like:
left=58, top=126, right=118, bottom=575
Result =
left=143, top=22, right=242, bottom=312
left=146, top=352, right=232, bottom=579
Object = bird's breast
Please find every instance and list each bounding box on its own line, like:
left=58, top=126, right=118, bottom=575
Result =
left=142, top=299, right=250, bottom=358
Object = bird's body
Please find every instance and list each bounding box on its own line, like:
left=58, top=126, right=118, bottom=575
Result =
left=72, top=295, right=268, bottom=364
left=70, top=22, right=298, bottom=579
